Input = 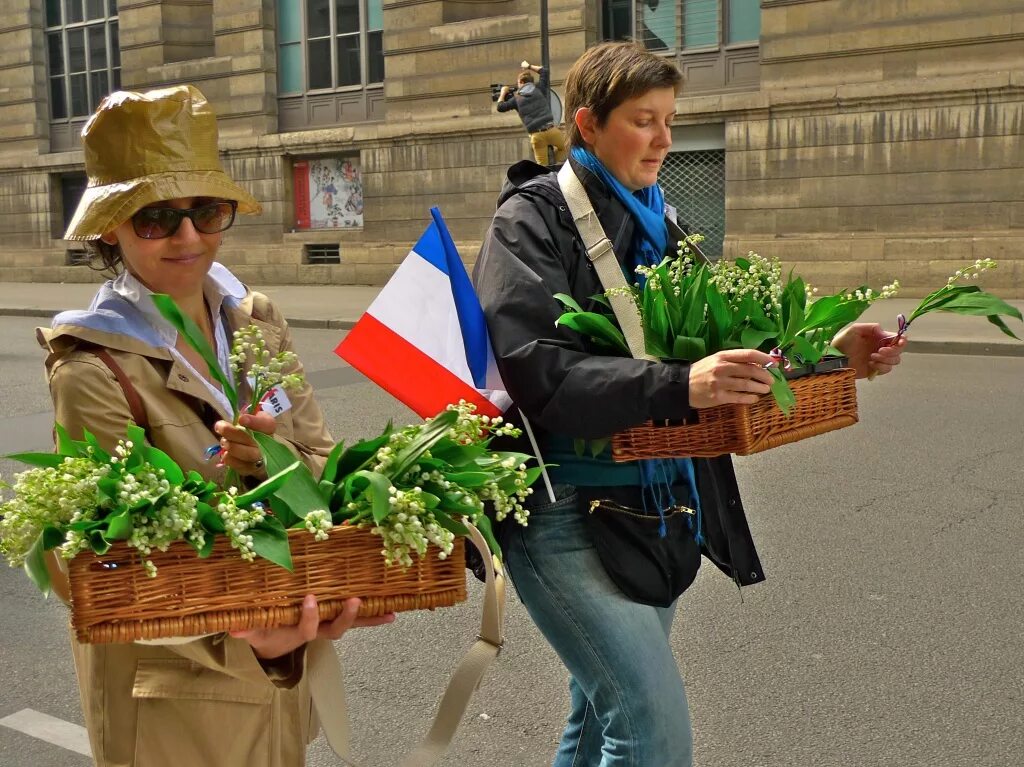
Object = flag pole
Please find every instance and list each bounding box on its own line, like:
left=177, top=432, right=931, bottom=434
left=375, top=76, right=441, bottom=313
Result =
left=517, top=408, right=556, bottom=504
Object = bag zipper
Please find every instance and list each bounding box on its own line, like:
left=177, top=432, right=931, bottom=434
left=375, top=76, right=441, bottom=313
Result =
left=588, top=499, right=696, bottom=517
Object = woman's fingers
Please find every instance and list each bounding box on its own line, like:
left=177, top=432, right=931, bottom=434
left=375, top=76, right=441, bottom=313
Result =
left=319, top=598, right=396, bottom=640
left=689, top=351, right=777, bottom=408
left=213, top=419, right=266, bottom=474
left=238, top=411, right=278, bottom=435
left=233, top=595, right=395, bottom=660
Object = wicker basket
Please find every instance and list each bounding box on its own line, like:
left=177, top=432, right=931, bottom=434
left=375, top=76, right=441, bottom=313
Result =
left=67, top=526, right=467, bottom=644
left=611, top=367, right=858, bottom=461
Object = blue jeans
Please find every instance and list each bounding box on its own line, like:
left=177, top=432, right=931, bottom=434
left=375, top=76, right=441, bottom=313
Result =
left=505, top=485, right=694, bottom=767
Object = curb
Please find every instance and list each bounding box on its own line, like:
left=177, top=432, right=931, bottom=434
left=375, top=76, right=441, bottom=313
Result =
left=905, top=339, right=1024, bottom=357
left=3, top=308, right=1020, bottom=356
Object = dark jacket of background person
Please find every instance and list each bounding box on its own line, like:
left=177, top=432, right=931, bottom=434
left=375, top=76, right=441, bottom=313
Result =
left=472, top=157, right=765, bottom=589
left=497, top=67, right=556, bottom=132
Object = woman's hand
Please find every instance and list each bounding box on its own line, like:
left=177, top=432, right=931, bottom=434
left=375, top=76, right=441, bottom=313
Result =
left=214, top=411, right=276, bottom=477
left=231, top=595, right=396, bottom=661
left=688, top=349, right=776, bottom=409
left=832, top=323, right=906, bottom=379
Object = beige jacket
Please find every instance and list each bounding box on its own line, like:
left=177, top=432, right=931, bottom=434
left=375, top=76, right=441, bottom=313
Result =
left=37, top=275, right=334, bottom=767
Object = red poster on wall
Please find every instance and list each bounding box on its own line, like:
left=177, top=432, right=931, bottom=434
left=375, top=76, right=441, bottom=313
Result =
left=293, top=160, right=311, bottom=229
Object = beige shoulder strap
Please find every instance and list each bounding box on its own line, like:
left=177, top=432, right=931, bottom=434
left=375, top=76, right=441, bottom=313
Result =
left=556, top=162, right=654, bottom=361
left=307, top=522, right=505, bottom=766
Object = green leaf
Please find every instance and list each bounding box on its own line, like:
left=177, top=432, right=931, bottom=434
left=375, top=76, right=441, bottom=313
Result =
left=82, top=429, right=110, bottom=464
left=142, top=444, right=185, bottom=485
left=319, top=440, right=346, bottom=484
left=54, top=423, right=79, bottom=456
left=779, top=277, right=806, bottom=345
left=198, top=501, right=226, bottom=533
left=671, top=335, right=706, bottom=362
left=573, top=438, right=586, bottom=458
left=151, top=293, right=238, bottom=416
left=522, top=466, right=544, bottom=490
left=768, top=368, right=797, bottom=416
left=41, top=526, right=64, bottom=550
left=471, top=513, right=502, bottom=559
left=24, top=533, right=52, bottom=595
left=249, top=523, right=293, bottom=571
left=443, top=470, right=492, bottom=488
left=334, top=431, right=392, bottom=479
left=429, top=441, right=488, bottom=468
left=251, top=433, right=327, bottom=525
left=704, top=286, right=732, bottom=354
left=351, top=469, right=393, bottom=525
left=87, top=530, right=111, bottom=556
left=234, top=461, right=302, bottom=507
left=105, top=511, right=134, bottom=541
left=986, top=313, right=1022, bottom=340
left=740, top=327, right=778, bottom=351
left=931, top=293, right=1024, bottom=338
left=555, top=312, right=631, bottom=356
left=387, top=409, right=460, bottom=481
left=789, top=336, right=823, bottom=365
left=553, top=292, right=584, bottom=313
left=431, top=508, right=470, bottom=537
left=589, top=438, right=610, bottom=458
left=679, top=267, right=708, bottom=339
left=4, top=452, right=68, bottom=468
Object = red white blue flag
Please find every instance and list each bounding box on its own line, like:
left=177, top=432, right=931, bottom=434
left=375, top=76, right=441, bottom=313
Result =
left=335, top=208, right=512, bottom=419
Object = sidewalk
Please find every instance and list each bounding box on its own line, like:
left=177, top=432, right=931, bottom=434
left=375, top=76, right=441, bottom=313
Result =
left=0, top=281, right=1021, bottom=356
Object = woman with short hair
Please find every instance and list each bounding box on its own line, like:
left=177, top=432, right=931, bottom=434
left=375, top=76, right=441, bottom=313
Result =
left=474, top=42, right=903, bottom=766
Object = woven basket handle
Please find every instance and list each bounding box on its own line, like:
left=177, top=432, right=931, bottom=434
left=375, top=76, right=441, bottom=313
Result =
left=308, top=522, right=506, bottom=767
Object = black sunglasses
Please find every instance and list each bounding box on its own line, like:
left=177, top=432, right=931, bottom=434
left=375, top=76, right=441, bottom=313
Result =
left=131, top=201, right=238, bottom=240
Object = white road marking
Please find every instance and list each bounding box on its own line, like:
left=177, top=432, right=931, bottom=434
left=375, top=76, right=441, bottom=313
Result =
left=0, top=708, right=91, bottom=756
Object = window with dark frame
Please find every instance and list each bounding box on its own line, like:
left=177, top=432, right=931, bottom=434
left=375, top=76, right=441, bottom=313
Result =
left=599, top=0, right=761, bottom=52
left=45, top=0, right=120, bottom=123
left=277, top=0, right=384, bottom=96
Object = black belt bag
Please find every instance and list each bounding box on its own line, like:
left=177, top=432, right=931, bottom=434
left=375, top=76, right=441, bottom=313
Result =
left=582, top=488, right=701, bottom=608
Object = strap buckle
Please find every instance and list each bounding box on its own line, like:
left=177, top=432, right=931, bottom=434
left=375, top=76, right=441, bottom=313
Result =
left=586, top=237, right=613, bottom=262
left=476, top=633, right=505, bottom=655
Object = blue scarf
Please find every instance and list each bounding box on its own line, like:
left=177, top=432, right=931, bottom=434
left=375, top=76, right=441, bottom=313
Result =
left=570, top=148, right=703, bottom=544
left=571, top=147, right=669, bottom=278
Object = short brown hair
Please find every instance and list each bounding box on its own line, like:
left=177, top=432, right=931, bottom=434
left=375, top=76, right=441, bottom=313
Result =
left=518, top=70, right=534, bottom=85
left=563, top=42, right=683, bottom=149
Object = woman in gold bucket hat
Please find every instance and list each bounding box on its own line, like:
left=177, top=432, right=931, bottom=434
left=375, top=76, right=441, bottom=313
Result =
left=38, top=84, right=394, bottom=766
left=64, top=84, right=261, bottom=242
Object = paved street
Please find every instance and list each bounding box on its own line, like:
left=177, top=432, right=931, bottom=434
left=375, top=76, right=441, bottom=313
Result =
left=1, top=315, right=1022, bottom=767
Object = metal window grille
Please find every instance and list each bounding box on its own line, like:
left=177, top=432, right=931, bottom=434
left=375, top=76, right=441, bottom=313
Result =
left=660, top=149, right=726, bottom=257
left=305, top=244, right=341, bottom=264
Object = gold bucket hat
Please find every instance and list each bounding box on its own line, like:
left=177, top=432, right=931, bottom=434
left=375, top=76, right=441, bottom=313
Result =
left=64, top=84, right=261, bottom=241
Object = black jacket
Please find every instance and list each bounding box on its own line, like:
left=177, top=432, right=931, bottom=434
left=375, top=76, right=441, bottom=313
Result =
left=473, top=158, right=765, bottom=588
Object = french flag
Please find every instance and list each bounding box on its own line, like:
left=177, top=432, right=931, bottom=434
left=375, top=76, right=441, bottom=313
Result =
left=335, top=208, right=512, bottom=419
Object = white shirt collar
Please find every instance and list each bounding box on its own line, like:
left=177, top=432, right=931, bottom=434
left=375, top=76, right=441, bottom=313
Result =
left=110, top=263, right=248, bottom=419
left=110, top=262, right=247, bottom=345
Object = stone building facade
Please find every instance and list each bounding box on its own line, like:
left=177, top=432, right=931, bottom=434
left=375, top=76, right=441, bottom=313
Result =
left=0, top=0, right=1021, bottom=296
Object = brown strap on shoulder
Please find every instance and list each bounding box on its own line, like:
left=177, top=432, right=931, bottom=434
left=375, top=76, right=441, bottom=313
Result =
left=79, top=344, right=149, bottom=433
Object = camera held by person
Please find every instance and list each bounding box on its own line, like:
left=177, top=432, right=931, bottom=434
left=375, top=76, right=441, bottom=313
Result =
left=495, top=60, right=567, bottom=166
left=490, top=83, right=516, bottom=102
